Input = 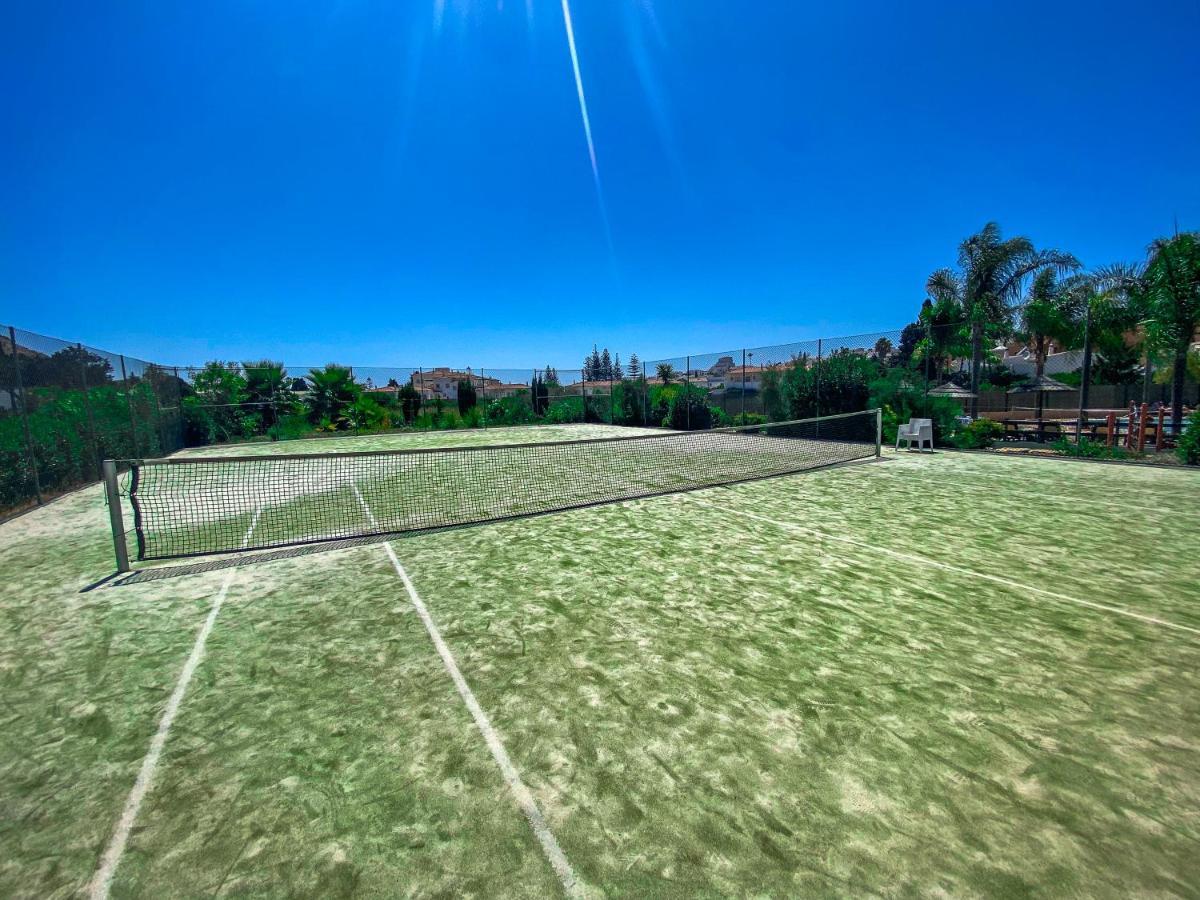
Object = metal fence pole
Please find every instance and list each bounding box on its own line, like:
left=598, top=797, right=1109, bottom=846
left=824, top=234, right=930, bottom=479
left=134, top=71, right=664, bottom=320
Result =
left=685, top=355, right=691, bottom=430
left=815, top=338, right=822, bottom=418
left=924, top=321, right=932, bottom=418
left=6, top=326, right=42, bottom=504
left=118, top=355, right=141, bottom=457
left=102, top=459, right=131, bottom=573
left=642, top=362, right=648, bottom=426
left=77, top=343, right=101, bottom=480
left=480, top=366, right=487, bottom=429
left=741, top=349, right=747, bottom=422
left=609, top=371, right=614, bottom=424
left=876, top=408, right=882, bottom=458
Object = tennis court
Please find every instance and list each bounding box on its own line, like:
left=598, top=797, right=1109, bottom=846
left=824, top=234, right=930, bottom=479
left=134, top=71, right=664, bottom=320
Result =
left=2, top=422, right=1198, bottom=897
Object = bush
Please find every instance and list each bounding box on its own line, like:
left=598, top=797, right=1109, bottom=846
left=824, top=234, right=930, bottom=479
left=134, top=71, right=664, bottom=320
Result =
left=732, top=412, right=767, bottom=426
left=487, top=396, right=535, bottom=426
left=1176, top=409, right=1200, bottom=465
left=1052, top=437, right=1130, bottom=460
left=544, top=399, right=583, bottom=424
left=267, top=413, right=313, bottom=442
left=462, top=406, right=485, bottom=429
left=952, top=418, right=1004, bottom=449
left=667, top=390, right=713, bottom=430
left=436, top=409, right=463, bottom=430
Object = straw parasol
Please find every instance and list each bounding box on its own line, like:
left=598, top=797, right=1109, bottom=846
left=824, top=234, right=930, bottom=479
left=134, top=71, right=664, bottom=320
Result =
left=928, top=382, right=977, bottom=399
left=1009, top=373, right=1073, bottom=420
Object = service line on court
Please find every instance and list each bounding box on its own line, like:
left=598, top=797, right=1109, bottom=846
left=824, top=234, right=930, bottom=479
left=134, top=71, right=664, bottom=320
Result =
left=88, top=508, right=263, bottom=900
left=687, top=495, right=1200, bottom=639
left=350, top=486, right=582, bottom=898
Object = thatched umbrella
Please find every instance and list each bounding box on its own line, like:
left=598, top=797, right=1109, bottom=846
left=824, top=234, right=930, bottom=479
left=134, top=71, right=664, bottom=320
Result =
left=928, top=382, right=977, bottom=400
left=1009, top=373, right=1073, bottom=420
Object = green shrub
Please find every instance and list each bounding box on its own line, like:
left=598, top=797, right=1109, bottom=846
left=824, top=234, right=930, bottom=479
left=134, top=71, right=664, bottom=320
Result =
left=543, top=399, right=582, bottom=424
left=952, top=418, right=1004, bottom=449
left=732, top=412, right=767, bottom=426
left=267, top=413, right=313, bottom=442
left=462, top=406, right=485, bottom=429
left=1052, top=437, right=1130, bottom=460
left=487, top=396, right=535, bottom=426
left=1175, top=410, right=1200, bottom=465
left=667, top=391, right=713, bottom=430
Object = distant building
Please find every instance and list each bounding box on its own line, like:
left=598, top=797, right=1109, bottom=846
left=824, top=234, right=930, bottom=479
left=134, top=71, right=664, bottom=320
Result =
left=409, top=368, right=526, bottom=401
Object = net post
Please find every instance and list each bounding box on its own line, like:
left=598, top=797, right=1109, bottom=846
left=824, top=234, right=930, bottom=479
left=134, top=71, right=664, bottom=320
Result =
left=102, top=459, right=131, bottom=573
left=875, top=408, right=882, bottom=458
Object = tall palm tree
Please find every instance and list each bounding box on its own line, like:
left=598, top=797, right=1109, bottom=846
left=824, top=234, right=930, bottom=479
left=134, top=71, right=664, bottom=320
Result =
left=1057, top=263, right=1143, bottom=416
left=1138, top=232, right=1200, bottom=431
left=926, top=223, right=1078, bottom=416
left=1016, top=270, right=1083, bottom=416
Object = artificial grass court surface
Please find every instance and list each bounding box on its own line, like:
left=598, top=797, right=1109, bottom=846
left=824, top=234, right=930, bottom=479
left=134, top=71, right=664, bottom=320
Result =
left=0, top=427, right=1197, bottom=897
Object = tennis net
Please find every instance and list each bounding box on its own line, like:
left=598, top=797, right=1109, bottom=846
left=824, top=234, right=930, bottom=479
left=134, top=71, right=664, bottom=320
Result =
left=112, top=409, right=880, bottom=563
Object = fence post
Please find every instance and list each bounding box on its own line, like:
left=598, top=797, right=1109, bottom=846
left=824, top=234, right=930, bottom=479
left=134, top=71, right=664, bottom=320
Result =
left=102, top=459, right=131, bottom=573
left=924, top=321, right=932, bottom=418
left=480, top=367, right=487, bottom=429
left=118, top=355, right=141, bottom=457
left=7, top=326, right=42, bottom=504
left=1077, top=300, right=1093, bottom=441
left=77, top=343, right=101, bottom=480
left=1137, top=402, right=1148, bottom=452
left=642, top=362, right=648, bottom=426
left=685, top=356, right=691, bottom=430
left=875, top=408, right=882, bottom=458
left=741, top=349, right=747, bottom=423
left=1105, top=412, right=1115, bottom=448
left=1156, top=406, right=1165, bottom=452
left=815, top=339, right=822, bottom=418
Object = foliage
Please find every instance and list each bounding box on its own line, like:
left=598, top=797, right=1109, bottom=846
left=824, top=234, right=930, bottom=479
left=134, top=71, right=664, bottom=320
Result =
left=952, top=418, right=1004, bottom=449
left=760, top=367, right=786, bottom=421
left=869, top=367, right=963, bottom=444
left=732, top=412, right=767, bottom=426
left=345, top=394, right=389, bottom=431
left=543, top=399, right=583, bottom=424
left=1177, top=409, right=1200, bottom=465
left=487, top=396, right=536, bottom=426
left=305, top=365, right=360, bottom=428
left=242, top=359, right=293, bottom=428
left=462, top=405, right=486, bottom=429
left=457, top=378, right=477, bottom=414
left=1051, top=437, right=1130, bottom=460
left=655, top=363, right=676, bottom=385
left=186, top=362, right=249, bottom=442
left=613, top=380, right=646, bottom=426
left=531, top=374, right=549, bottom=415
left=779, top=349, right=878, bottom=419
left=397, top=383, right=422, bottom=423
left=1138, top=232, right=1200, bottom=428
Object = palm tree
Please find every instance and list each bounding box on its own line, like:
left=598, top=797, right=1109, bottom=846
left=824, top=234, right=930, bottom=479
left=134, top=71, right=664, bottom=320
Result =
left=242, top=359, right=291, bottom=428
left=1054, top=264, right=1143, bottom=416
left=926, top=223, right=1078, bottom=416
left=306, top=364, right=360, bottom=426
left=1138, top=232, right=1200, bottom=432
left=655, top=363, right=676, bottom=385
left=1016, top=270, right=1083, bottom=416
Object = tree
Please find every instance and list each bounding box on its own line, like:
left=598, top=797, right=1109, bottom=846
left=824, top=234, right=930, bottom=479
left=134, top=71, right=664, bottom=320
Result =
left=22, top=345, right=113, bottom=389
left=305, top=365, right=360, bottom=427
left=188, top=361, right=249, bottom=441
left=655, top=363, right=676, bottom=385
left=397, top=383, right=422, bottom=423
left=627, top=353, right=641, bottom=379
left=871, top=337, right=894, bottom=363
left=531, top=373, right=549, bottom=415
left=1137, top=233, right=1200, bottom=432
left=612, top=352, right=622, bottom=381
left=457, top=378, right=477, bottom=415
left=1016, top=270, right=1083, bottom=416
left=242, top=360, right=291, bottom=429
left=927, top=222, right=1078, bottom=416
left=544, top=365, right=559, bottom=386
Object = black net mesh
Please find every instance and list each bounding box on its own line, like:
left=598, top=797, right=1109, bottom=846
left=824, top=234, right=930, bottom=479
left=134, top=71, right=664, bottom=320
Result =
left=124, top=410, right=879, bottom=560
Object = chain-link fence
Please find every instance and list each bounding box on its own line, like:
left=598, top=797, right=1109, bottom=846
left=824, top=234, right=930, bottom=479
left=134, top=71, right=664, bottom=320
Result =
left=4, top=318, right=1196, bottom=519
left=1, top=323, right=184, bottom=519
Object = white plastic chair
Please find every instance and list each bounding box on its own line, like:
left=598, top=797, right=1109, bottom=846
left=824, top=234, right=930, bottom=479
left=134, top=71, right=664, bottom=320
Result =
left=896, top=418, right=933, bottom=452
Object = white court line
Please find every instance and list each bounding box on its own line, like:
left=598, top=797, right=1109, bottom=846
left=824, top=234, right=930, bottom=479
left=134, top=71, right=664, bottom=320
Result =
left=687, top=495, right=1200, bottom=639
left=350, top=486, right=582, bottom=898
left=89, top=508, right=263, bottom=900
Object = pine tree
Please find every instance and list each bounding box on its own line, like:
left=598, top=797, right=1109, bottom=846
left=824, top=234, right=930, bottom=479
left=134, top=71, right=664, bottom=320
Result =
left=600, top=348, right=613, bottom=381
left=613, top=353, right=622, bottom=381
left=627, top=353, right=641, bottom=378
left=589, top=346, right=603, bottom=381
left=544, top=365, right=559, bottom=386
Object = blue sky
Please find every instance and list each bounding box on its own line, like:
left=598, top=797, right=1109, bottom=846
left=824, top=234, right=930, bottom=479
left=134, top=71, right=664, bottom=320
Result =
left=3, top=1, right=1198, bottom=369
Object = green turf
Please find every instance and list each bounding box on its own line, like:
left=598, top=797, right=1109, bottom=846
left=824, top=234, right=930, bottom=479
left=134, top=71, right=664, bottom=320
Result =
left=1, top=428, right=1198, bottom=897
